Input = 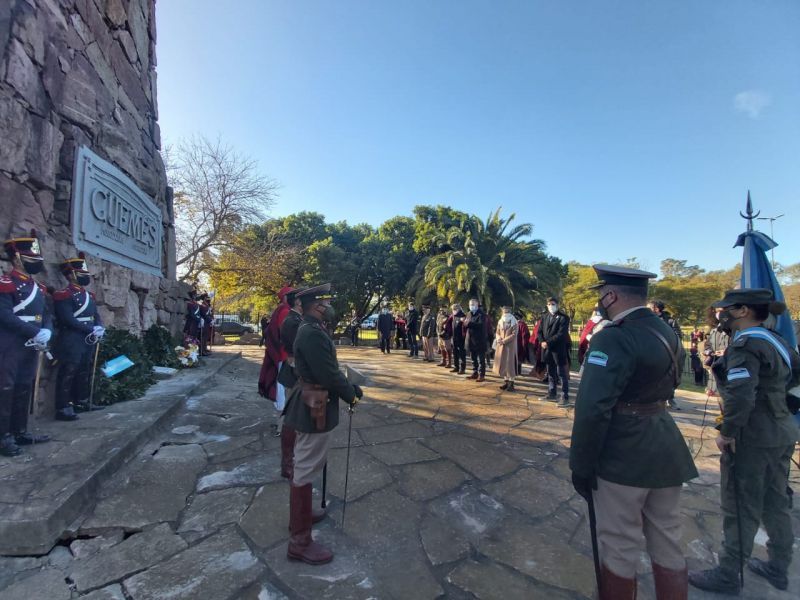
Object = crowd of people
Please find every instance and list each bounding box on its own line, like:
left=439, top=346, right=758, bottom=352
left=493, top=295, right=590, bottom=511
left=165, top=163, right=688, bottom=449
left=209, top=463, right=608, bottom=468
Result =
left=372, top=297, right=574, bottom=402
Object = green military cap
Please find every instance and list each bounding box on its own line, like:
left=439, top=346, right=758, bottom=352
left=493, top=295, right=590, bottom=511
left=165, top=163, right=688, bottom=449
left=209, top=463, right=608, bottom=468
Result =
left=713, top=288, right=786, bottom=314
left=296, top=283, right=334, bottom=305
left=589, top=264, right=657, bottom=290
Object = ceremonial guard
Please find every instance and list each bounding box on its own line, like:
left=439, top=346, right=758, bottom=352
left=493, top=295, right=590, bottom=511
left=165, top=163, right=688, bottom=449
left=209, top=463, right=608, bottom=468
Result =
left=53, top=254, right=105, bottom=420
left=183, top=290, right=202, bottom=342
left=277, top=287, right=304, bottom=480
left=689, top=289, right=800, bottom=594
left=258, top=286, right=294, bottom=401
left=0, top=231, right=53, bottom=456
left=570, top=265, right=697, bottom=599
left=283, top=284, right=362, bottom=565
left=405, top=300, right=420, bottom=357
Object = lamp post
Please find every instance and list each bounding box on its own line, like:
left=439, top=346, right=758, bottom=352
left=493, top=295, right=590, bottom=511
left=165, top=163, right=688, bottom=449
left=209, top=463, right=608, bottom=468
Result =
left=756, top=214, right=785, bottom=269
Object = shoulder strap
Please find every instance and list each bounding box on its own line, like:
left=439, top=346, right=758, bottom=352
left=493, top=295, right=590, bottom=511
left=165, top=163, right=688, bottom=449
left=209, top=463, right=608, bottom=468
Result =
left=644, top=326, right=681, bottom=387
left=734, top=327, right=792, bottom=370
left=12, top=280, right=39, bottom=314
left=73, top=290, right=91, bottom=317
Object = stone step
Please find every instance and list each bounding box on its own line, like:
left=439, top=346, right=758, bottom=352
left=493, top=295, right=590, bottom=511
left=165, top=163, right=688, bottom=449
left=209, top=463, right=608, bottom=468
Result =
left=0, top=350, right=242, bottom=556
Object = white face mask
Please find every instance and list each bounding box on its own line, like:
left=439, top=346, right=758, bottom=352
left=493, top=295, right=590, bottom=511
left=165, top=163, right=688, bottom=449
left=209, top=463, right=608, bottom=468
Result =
left=591, top=313, right=602, bottom=323
left=547, top=304, right=558, bottom=314
left=469, top=305, right=478, bottom=312
left=503, top=313, right=513, bottom=322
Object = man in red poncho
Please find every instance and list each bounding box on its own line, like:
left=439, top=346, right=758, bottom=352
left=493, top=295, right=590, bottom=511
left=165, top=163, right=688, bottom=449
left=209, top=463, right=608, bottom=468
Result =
left=258, top=286, right=296, bottom=401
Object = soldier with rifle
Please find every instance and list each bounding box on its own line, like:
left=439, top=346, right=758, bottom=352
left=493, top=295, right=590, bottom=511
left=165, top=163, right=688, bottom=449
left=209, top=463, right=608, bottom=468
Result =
left=0, top=231, right=53, bottom=456
left=689, top=288, right=800, bottom=594
left=283, top=283, right=363, bottom=565
left=569, top=264, right=697, bottom=599
left=52, top=253, right=105, bottom=420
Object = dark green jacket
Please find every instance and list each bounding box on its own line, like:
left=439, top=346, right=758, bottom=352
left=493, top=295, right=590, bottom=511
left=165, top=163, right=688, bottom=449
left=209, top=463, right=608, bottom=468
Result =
left=570, top=308, right=698, bottom=488
left=283, top=314, right=356, bottom=433
left=717, top=327, right=800, bottom=447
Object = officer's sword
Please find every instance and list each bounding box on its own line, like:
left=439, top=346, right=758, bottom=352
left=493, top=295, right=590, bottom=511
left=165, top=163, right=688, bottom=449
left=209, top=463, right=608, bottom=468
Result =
left=587, top=490, right=602, bottom=593
left=341, top=404, right=354, bottom=529
left=88, top=340, right=101, bottom=410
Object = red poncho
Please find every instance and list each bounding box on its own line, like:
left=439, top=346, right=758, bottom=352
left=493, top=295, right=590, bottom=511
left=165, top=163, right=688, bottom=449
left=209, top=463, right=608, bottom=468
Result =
left=258, top=291, right=292, bottom=400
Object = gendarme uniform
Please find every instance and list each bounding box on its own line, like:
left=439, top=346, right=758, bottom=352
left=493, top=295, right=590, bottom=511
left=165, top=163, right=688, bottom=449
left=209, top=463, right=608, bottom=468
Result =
left=53, top=255, right=103, bottom=420
left=689, top=288, right=800, bottom=593
left=283, top=283, right=358, bottom=566
left=0, top=232, right=53, bottom=456
left=569, top=264, right=697, bottom=599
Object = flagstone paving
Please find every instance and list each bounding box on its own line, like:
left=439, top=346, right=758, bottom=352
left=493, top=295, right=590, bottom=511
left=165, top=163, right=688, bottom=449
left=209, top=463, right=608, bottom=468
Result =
left=0, top=345, right=798, bottom=599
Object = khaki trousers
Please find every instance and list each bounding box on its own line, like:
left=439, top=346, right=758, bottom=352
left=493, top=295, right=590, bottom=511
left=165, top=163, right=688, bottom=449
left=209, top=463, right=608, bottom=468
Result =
left=292, top=431, right=332, bottom=486
left=594, top=477, right=685, bottom=577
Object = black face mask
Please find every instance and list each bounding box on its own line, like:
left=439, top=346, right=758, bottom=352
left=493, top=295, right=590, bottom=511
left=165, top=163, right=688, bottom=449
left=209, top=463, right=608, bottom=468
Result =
left=76, top=273, right=91, bottom=286
left=21, top=255, right=44, bottom=275
left=595, top=305, right=609, bottom=320
left=717, top=308, right=740, bottom=335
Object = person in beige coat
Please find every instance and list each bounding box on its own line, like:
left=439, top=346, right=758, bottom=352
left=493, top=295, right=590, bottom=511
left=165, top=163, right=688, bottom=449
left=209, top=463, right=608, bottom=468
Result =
left=493, top=307, right=519, bottom=391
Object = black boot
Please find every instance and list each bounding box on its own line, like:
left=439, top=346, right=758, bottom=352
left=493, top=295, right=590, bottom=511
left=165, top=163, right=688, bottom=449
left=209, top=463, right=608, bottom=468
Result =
left=14, top=431, right=51, bottom=445
left=688, top=566, right=740, bottom=595
left=0, top=433, right=21, bottom=457
left=55, top=406, right=79, bottom=421
left=507, top=381, right=515, bottom=392
left=748, top=558, right=788, bottom=591
left=500, top=382, right=509, bottom=390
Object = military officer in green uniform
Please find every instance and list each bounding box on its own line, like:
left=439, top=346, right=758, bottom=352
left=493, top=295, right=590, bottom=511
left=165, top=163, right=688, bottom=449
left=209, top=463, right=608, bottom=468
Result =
left=689, top=288, right=800, bottom=594
left=570, top=265, right=698, bottom=599
left=283, top=283, right=363, bottom=565
left=277, top=286, right=304, bottom=480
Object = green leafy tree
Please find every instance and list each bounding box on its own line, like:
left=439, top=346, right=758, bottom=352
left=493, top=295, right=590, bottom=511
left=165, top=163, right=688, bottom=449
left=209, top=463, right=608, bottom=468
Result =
left=412, top=209, right=563, bottom=312
left=561, top=262, right=600, bottom=323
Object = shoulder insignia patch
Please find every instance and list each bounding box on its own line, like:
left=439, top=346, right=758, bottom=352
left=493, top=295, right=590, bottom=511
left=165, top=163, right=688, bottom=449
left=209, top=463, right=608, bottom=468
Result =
left=727, top=367, right=750, bottom=381
left=586, top=350, right=609, bottom=367
left=53, top=288, right=71, bottom=301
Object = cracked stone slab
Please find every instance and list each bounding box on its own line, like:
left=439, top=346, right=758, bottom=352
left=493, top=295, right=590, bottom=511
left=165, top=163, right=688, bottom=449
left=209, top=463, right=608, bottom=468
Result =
left=0, top=568, right=71, bottom=600
left=196, top=452, right=283, bottom=492
left=123, top=527, right=264, bottom=600
left=263, top=521, right=375, bottom=600
left=361, top=438, right=440, bottom=466
left=420, top=512, right=470, bottom=565
left=239, top=482, right=291, bottom=549
left=69, top=530, right=125, bottom=559
left=422, top=433, right=518, bottom=480
left=357, top=420, right=432, bottom=445
left=397, top=459, right=470, bottom=501
left=325, top=447, right=393, bottom=502
left=178, top=487, right=254, bottom=536
left=476, top=518, right=595, bottom=597
left=82, top=444, right=207, bottom=532
left=428, top=484, right=507, bottom=543
left=71, top=523, right=188, bottom=592
left=78, top=584, right=126, bottom=600
left=483, top=468, right=575, bottom=518
left=237, top=580, right=290, bottom=599
left=447, top=559, right=574, bottom=600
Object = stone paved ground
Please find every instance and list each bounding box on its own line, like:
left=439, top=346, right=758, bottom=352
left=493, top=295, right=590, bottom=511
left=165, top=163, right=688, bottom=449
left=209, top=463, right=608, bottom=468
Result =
left=0, top=345, right=798, bottom=599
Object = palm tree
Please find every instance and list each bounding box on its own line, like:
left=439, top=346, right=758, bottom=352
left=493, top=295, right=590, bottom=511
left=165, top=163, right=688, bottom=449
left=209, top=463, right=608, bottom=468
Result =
left=410, top=209, right=562, bottom=312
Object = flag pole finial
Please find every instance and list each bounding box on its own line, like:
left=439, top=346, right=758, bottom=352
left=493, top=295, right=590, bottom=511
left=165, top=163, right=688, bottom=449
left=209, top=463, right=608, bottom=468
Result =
left=740, top=190, right=760, bottom=232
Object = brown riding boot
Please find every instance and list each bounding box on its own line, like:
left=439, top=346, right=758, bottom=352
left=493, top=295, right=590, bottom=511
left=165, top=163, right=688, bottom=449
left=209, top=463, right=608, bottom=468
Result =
left=445, top=350, right=452, bottom=368
left=280, top=426, right=296, bottom=479
left=437, top=351, right=447, bottom=367
left=652, top=562, right=688, bottom=600
left=599, top=563, right=637, bottom=600
left=287, top=483, right=333, bottom=565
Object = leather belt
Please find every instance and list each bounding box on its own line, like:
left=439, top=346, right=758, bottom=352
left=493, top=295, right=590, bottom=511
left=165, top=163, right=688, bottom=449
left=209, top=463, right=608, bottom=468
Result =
left=613, top=400, right=667, bottom=416
left=18, top=315, right=40, bottom=322
left=77, top=316, right=93, bottom=322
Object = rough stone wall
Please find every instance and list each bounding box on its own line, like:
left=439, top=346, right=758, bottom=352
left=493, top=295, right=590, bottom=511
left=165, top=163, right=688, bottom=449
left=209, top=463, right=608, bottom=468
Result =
left=0, top=0, right=187, bottom=337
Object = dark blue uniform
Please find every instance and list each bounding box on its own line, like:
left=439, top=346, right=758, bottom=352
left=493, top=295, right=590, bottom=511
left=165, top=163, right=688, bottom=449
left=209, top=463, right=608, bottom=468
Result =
left=0, top=269, right=52, bottom=438
left=53, top=283, right=102, bottom=411
left=184, top=300, right=202, bottom=340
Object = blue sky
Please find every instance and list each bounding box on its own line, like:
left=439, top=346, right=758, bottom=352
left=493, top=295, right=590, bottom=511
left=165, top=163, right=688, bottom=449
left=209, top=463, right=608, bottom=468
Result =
left=156, top=1, right=800, bottom=275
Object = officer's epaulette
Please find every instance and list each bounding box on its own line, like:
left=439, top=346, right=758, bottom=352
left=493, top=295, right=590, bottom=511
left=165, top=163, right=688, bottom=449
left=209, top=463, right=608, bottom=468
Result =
left=53, top=288, right=74, bottom=301
left=0, top=276, right=14, bottom=293
left=36, top=281, right=47, bottom=294
left=89, top=291, right=96, bottom=299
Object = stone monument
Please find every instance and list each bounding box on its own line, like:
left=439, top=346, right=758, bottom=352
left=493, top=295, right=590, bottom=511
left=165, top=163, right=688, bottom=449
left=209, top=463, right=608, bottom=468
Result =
left=0, top=0, right=188, bottom=413
left=0, top=0, right=186, bottom=332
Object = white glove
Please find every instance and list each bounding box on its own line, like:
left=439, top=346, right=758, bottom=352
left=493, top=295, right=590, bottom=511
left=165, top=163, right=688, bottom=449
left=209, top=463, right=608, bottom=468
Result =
left=198, top=319, right=204, bottom=329
left=92, top=326, right=106, bottom=338
left=34, top=328, right=51, bottom=345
